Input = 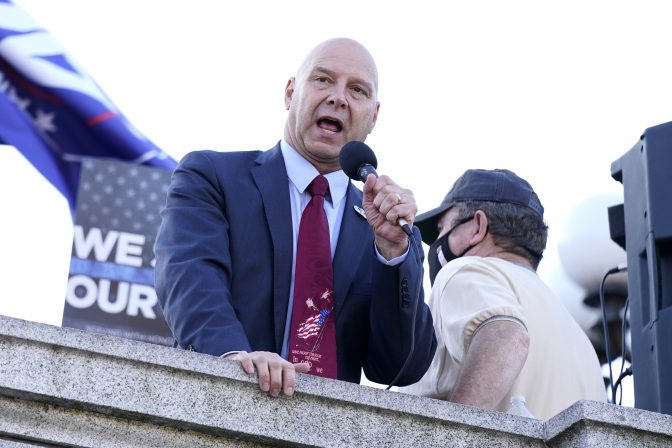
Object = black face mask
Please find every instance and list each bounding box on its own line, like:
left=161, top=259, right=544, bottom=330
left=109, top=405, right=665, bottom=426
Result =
left=428, top=216, right=475, bottom=285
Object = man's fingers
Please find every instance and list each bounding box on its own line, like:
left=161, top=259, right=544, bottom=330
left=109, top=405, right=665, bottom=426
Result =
left=283, top=362, right=311, bottom=396
left=294, top=362, right=311, bottom=373
left=282, top=365, right=297, bottom=397
left=252, top=355, right=271, bottom=392
left=228, top=352, right=310, bottom=397
left=362, top=173, right=377, bottom=202
left=236, top=351, right=255, bottom=374
left=387, top=203, right=415, bottom=228
left=268, top=359, right=283, bottom=397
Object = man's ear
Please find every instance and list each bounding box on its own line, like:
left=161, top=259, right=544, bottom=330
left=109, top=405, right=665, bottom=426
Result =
left=469, top=210, right=489, bottom=245
left=284, top=77, right=295, bottom=110
left=368, top=101, right=380, bottom=133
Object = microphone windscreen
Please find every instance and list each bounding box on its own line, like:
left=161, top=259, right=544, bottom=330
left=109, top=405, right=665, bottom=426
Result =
left=339, top=141, right=377, bottom=181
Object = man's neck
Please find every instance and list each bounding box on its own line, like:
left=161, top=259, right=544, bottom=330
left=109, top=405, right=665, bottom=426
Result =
left=493, top=252, right=535, bottom=271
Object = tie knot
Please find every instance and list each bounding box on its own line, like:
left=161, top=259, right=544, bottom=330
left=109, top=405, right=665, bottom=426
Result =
left=309, top=175, right=329, bottom=197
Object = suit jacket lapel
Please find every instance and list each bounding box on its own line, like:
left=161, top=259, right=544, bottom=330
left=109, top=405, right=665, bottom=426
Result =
left=251, top=144, right=293, bottom=353
left=333, top=182, right=370, bottom=311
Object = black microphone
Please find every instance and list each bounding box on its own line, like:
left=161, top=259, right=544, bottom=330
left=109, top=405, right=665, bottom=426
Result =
left=339, top=141, right=412, bottom=236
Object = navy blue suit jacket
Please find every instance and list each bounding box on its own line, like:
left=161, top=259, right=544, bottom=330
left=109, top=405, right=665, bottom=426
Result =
left=154, top=143, right=436, bottom=385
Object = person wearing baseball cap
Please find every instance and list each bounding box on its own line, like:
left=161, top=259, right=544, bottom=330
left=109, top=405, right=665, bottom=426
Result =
left=399, top=169, right=606, bottom=420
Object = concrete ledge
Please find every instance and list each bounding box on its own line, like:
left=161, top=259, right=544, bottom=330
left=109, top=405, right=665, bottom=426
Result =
left=546, top=400, right=672, bottom=447
left=1, top=315, right=670, bottom=447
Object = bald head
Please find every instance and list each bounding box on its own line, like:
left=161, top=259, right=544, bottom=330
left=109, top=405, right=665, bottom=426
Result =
left=296, top=38, right=379, bottom=95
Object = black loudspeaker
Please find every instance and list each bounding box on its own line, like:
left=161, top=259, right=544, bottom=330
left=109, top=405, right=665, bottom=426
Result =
left=611, top=121, right=672, bottom=415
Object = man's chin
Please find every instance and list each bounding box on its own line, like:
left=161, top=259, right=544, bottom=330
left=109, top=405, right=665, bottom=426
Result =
left=308, top=138, right=344, bottom=156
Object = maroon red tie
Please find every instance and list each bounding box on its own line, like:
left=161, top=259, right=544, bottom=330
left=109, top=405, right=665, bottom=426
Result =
left=288, top=175, right=337, bottom=379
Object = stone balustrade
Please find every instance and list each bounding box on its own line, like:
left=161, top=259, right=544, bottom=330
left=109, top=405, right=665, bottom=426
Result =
left=1, top=315, right=670, bottom=447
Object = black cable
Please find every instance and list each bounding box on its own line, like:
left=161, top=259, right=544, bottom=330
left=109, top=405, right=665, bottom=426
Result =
left=386, top=230, right=423, bottom=390
left=614, top=366, right=633, bottom=405
left=615, top=296, right=630, bottom=405
left=599, top=263, right=627, bottom=404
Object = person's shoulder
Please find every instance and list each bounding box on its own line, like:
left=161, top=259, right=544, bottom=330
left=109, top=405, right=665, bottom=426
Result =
left=437, top=257, right=506, bottom=286
left=446, top=256, right=493, bottom=274
left=453, top=256, right=527, bottom=274
left=181, top=148, right=265, bottom=163
left=178, top=145, right=280, bottom=171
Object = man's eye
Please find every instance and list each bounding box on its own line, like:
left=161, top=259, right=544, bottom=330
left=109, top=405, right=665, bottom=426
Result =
left=352, top=86, right=367, bottom=95
left=316, top=76, right=329, bottom=83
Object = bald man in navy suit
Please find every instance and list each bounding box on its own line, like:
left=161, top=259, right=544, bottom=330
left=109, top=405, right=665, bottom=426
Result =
left=155, top=38, right=436, bottom=397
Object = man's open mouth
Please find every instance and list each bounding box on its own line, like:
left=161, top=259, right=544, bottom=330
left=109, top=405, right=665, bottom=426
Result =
left=317, top=117, right=343, bottom=133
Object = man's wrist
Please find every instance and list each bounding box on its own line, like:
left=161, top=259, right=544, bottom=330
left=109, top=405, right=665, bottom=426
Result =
left=374, top=239, right=409, bottom=265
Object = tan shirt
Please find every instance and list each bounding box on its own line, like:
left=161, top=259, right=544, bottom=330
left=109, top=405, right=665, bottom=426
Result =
left=400, top=257, right=606, bottom=420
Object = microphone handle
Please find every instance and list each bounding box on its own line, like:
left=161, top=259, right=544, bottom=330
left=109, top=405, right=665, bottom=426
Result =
left=356, top=164, right=378, bottom=181
left=398, top=219, right=412, bottom=236
left=357, top=164, right=413, bottom=237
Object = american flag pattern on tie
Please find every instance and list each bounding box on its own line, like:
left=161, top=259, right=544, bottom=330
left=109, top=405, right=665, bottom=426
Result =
left=296, top=292, right=333, bottom=342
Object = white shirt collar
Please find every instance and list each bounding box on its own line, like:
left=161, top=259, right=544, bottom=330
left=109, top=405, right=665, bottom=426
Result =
left=280, top=140, right=349, bottom=208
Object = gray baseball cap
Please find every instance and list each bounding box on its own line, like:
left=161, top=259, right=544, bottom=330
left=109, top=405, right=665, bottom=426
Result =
left=416, top=169, right=544, bottom=244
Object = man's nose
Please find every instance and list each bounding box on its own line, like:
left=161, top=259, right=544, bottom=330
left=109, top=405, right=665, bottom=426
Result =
left=326, top=86, right=347, bottom=109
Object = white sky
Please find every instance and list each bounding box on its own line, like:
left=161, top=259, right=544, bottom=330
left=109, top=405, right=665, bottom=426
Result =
left=0, top=1, right=663, bottom=402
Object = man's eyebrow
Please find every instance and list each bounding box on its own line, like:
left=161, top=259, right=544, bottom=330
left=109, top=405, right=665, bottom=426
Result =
left=312, top=66, right=374, bottom=91
left=312, top=66, right=335, bottom=77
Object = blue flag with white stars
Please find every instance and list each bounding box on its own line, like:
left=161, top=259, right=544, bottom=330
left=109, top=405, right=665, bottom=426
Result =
left=0, top=0, right=177, bottom=214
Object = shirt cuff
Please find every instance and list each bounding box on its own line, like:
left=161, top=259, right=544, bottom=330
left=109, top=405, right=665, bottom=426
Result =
left=220, top=351, right=240, bottom=358
left=374, top=242, right=409, bottom=266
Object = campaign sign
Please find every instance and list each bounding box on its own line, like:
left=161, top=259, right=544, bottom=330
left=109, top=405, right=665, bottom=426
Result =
left=63, top=158, right=173, bottom=346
